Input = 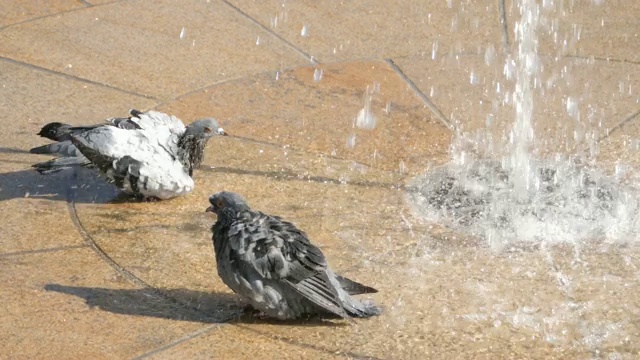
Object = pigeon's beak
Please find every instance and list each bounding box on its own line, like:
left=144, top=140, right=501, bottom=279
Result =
left=206, top=205, right=215, bottom=213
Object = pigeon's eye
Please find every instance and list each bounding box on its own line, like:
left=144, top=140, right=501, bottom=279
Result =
left=216, top=199, right=224, bottom=208
left=203, top=127, right=212, bottom=133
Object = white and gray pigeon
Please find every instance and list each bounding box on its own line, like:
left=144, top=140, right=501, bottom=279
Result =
left=30, top=109, right=226, bottom=200
left=206, top=191, right=381, bottom=320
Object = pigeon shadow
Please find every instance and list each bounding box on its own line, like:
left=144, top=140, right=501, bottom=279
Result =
left=0, top=167, right=120, bottom=204
left=44, top=284, right=348, bottom=327
left=0, top=147, right=31, bottom=154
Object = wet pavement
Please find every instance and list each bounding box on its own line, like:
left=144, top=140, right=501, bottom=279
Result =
left=1, top=1, right=639, bottom=359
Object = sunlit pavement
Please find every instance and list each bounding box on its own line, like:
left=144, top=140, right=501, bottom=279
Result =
left=1, top=1, right=639, bottom=359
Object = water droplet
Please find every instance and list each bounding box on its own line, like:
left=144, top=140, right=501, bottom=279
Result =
left=470, top=71, right=479, bottom=85
left=313, top=68, right=323, bottom=82
left=355, top=84, right=379, bottom=130
left=256, top=36, right=260, bottom=45
left=355, top=108, right=376, bottom=130
left=484, top=44, right=496, bottom=65
left=301, top=25, right=309, bottom=37
left=275, top=71, right=280, bottom=80
left=566, top=96, right=579, bottom=119
left=399, top=161, right=407, bottom=174
left=431, top=40, right=439, bottom=60
left=503, top=58, right=516, bottom=80
left=346, top=134, right=356, bottom=149
left=179, top=27, right=186, bottom=39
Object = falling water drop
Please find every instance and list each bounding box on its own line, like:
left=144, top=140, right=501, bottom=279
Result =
left=355, top=83, right=379, bottom=130
left=346, top=134, right=356, bottom=149
left=179, top=27, right=186, bottom=39
left=565, top=96, right=580, bottom=119
left=470, top=72, right=480, bottom=85
left=431, top=40, right=439, bottom=60
left=484, top=45, right=496, bottom=65
left=313, top=68, right=323, bottom=82
left=301, top=25, right=309, bottom=37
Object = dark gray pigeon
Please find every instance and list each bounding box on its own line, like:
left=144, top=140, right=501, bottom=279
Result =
left=30, top=109, right=226, bottom=200
left=206, top=191, right=381, bottom=320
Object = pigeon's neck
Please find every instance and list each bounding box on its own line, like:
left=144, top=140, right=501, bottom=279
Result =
left=177, top=134, right=209, bottom=176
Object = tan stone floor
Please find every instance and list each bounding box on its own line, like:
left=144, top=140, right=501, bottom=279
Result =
left=1, top=1, right=639, bottom=359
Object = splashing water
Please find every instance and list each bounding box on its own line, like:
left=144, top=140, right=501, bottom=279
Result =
left=407, top=0, right=640, bottom=249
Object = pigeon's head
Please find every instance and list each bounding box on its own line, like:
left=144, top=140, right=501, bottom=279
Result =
left=37, top=122, right=71, bottom=141
left=185, top=118, right=226, bottom=139
left=206, top=191, right=250, bottom=218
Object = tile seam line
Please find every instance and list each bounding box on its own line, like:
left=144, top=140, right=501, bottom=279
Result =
left=385, top=58, right=454, bottom=131
left=0, top=56, right=160, bottom=101
left=566, top=54, right=640, bottom=66
left=0, top=0, right=123, bottom=31
left=498, top=0, right=510, bottom=52
left=220, top=0, right=320, bottom=64
left=131, top=324, right=225, bottom=360
left=153, top=57, right=388, bottom=109
left=0, top=244, right=88, bottom=258
left=64, top=185, right=221, bottom=319
left=597, top=107, right=640, bottom=142
left=233, top=324, right=387, bottom=360
left=64, top=184, right=241, bottom=357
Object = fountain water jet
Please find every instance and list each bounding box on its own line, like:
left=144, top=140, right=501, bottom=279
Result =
left=407, top=0, right=640, bottom=250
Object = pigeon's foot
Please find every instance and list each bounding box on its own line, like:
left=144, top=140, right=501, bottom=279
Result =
left=129, top=192, right=162, bottom=202
left=241, top=304, right=268, bottom=319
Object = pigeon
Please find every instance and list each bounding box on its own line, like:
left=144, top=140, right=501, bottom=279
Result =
left=206, top=191, right=381, bottom=320
left=30, top=109, right=226, bottom=200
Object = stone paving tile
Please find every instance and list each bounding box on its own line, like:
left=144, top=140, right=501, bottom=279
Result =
left=145, top=325, right=343, bottom=360
left=0, top=182, right=83, bottom=253
left=227, top=0, right=505, bottom=62
left=0, top=0, right=307, bottom=101
left=595, top=108, right=640, bottom=172
left=161, top=60, right=452, bottom=174
left=392, top=54, right=640, bottom=157
left=0, top=247, right=206, bottom=359
left=504, top=0, right=640, bottom=63
left=0, top=59, right=156, bottom=153
left=0, top=59, right=155, bottom=253
left=0, top=0, right=86, bottom=28
left=68, top=129, right=640, bottom=357
left=225, top=243, right=639, bottom=359
left=71, top=137, right=410, bottom=312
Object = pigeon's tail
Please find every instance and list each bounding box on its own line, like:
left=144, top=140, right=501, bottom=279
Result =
left=343, top=298, right=382, bottom=318
left=336, top=274, right=378, bottom=295
left=32, top=157, right=91, bottom=174
left=36, top=122, right=73, bottom=142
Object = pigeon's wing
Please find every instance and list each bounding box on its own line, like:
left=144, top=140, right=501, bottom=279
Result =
left=229, top=211, right=349, bottom=318
left=70, top=125, right=192, bottom=198
left=334, top=274, right=378, bottom=295
left=30, top=140, right=84, bottom=158
left=126, top=109, right=186, bottom=133
left=106, top=116, right=143, bottom=130
left=69, top=128, right=120, bottom=172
